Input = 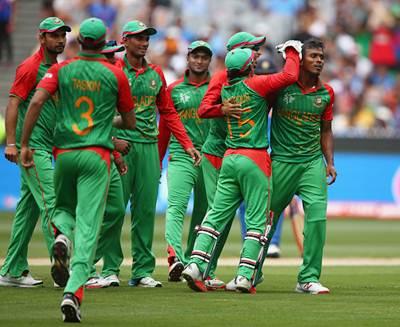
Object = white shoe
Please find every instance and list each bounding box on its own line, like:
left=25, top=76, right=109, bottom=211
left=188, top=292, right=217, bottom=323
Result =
left=235, top=275, right=252, bottom=293
left=0, top=272, right=43, bottom=288
left=182, top=263, right=207, bottom=292
left=103, top=274, right=120, bottom=287
left=295, top=282, right=330, bottom=295
left=137, top=276, right=162, bottom=288
left=85, top=276, right=104, bottom=289
left=61, top=293, right=81, bottom=322
left=266, top=244, right=281, bottom=258
left=225, top=278, right=237, bottom=292
left=205, top=277, right=225, bottom=290
left=51, top=234, right=71, bottom=287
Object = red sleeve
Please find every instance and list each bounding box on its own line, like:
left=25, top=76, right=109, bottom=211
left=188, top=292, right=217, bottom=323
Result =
left=245, top=48, right=300, bottom=97
left=322, top=83, right=334, bottom=121
left=157, top=115, right=171, bottom=162
left=152, top=65, right=194, bottom=150
left=198, top=70, right=227, bottom=118
left=36, top=64, right=62, bottom=95
left=9, top=60, right=40, bottom=100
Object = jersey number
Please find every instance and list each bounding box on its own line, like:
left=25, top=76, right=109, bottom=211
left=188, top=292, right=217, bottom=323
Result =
left=72, top=96, right=94, bottom=136
left=227, top=108, right=254, bottom=138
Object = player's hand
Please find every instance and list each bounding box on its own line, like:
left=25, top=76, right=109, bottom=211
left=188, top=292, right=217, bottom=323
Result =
left=20, top=146, right=34, bottom=168
left=276, top=40, right=303, bottom=60
left=4, top=144, right=18, bottom=163
left=185, top=147, right=202, bottom=167
left=222, top=99, right=243, bottom=119
left=326, top=165, right=337, bottom=185
left=114, top=156, right=128, bottom=176
left=113, top=138, right=131, bottom=155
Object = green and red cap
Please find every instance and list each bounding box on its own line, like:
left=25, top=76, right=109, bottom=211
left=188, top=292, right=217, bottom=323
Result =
left=101, top=40, right=125, bottom=54
left=188, top=40, right=213, bottom=56
left=226, top=32, right=266, bottom=51
left=122, top=20, right=157, bottom=37
left=78, top=17, right=107, bottom=46
left=39, top=17, right=71, bottom=34
left=225, top=48, right=254, bottom=72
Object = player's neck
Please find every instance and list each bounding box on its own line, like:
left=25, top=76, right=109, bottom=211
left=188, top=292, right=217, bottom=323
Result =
left=298, top=71, right=320, bottom=89
left=43, top=48, right=58, bottom=64
left=126, top=53, right=145, bottom=69
left=187, top=70, right=208, bottom=84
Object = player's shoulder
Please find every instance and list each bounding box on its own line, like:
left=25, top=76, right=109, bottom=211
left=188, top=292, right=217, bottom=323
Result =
left=321, top=81, right=334, bottom=95
left=148, top=63, right=165, bottom=78
left=167, top=76, right=185, bottom=92
left=211, top=69, right=228, bottom=82
left=15, top=51, right=43, bottom=77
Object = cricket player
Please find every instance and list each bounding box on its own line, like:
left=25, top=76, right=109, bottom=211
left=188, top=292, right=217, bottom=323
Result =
left=183, top=43, right=301, bottom=293
left=0, top=17, right=71, bottom=287
left=20, top=18, right=135, bottom=322
left=85, top=40, right=129, bottom=289
left=196, top=32, right=266, bottom=290
left=116, top=20, right=201, bottom=288
left=267, top=38, right=337, bottom=294
left=157, top=41, right=212, bottom=282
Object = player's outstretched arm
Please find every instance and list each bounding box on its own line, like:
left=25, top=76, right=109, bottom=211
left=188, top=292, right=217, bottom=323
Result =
left=20, top=89, right=50, bottom=167
left=321, top=120, right=337, bottom=185
left=4, top=96, right=22, bottom=163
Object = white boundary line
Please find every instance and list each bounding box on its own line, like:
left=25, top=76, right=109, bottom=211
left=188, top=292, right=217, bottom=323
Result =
left=2, top=258, right=400, bottom=267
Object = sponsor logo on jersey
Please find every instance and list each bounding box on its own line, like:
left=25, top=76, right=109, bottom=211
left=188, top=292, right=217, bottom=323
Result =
left=179, top=92, right=190, bottom=104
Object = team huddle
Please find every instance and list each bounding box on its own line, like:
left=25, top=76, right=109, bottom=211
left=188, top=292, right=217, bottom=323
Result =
left=1, top=15, right=336, bottom=323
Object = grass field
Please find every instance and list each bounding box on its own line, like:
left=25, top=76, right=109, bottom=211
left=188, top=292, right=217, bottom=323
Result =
left=0, top=212, right=400, bottom=326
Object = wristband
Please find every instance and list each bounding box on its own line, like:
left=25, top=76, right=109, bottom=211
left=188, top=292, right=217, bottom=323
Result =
left=6, top=144, right=16, bottom=147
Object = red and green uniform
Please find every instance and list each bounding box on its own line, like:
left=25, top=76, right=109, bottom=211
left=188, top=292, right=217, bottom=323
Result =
left=189, top=51, right=299, bottom=280
left=268, top=81, right=334, bottom=283
left=0, top=47, right=57, bottom=278
left=158, top=71, right=210, bottom=266
left=38, top=52, right=133, bottom=297
left=116, top=56, right=193, bottom=282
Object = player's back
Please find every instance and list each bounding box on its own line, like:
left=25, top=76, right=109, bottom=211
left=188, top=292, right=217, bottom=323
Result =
left=54, top=55, right=123, bottom=150
left=221, top=77, right=268, bottom=150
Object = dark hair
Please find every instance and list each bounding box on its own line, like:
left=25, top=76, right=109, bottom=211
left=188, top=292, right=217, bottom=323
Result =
left=302, top=38, right=324, bottom=58
left=227, top=66, right=252, bottom=81
left=79, top=38, right=105, bottom=51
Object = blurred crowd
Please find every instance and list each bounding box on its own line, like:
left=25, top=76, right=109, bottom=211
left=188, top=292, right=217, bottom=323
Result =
left=34, top=0, right=400, bottom=137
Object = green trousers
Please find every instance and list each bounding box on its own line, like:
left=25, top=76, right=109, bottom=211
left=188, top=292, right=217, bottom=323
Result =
left=165, top=154, right=208, bottom=265
left=90, top=162, right=125, bottom=278
left=269, top=156, right=327, bottom=283
left=201, top=154, right=234, bottom=278
left=0, top=150, right=55, bottom=277
left=52, top=150, right=110, bottom=295
left=190, top=154, right=271, bottom=281
left=120, top=142, right=160, bottom=280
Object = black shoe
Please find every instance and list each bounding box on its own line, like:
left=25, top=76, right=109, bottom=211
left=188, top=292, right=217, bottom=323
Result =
left=61, top=293, right=81, bottom=323
left=51, top=234, right=70, bottom=287
left=168, top=261, right=184, bottom=282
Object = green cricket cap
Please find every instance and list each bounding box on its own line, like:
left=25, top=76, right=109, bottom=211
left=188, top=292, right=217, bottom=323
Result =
left=226, top=32, right=266, bottom=51
left=78, top=17, right=107, bottom=46
left=188, top=40, right=213, bottom=56
left=225, top=48, right=254, bottom=72
left=122, top=20, right=157, bottom=37
left=101, top=40, right=125, bottom=54
left=39, top=17, right=71, bottom=33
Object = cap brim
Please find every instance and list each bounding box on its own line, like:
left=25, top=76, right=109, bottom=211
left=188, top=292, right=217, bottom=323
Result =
left=101, top=45, right=125, bottom=54
left=42, top=25, right=72, bottom=33
left=123, top=27, right=157, bottom=37
left=249, top=36, right=266, bottom=47
left=189, top=46, right=212, bottom=56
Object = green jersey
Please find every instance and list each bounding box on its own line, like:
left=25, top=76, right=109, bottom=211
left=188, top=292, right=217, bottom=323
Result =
left=116, top=56, right=164, bottom=143
left=221, top=78, right=269, bottom=149
left=10, top=47, right=56, bottom=152
left=270, top=82, right=334, bottom=163
left=201, top=118, right=227, bottom=157
left=37, top=52, right=134, bottom=150
left=167, top=73, right=210, bottom=155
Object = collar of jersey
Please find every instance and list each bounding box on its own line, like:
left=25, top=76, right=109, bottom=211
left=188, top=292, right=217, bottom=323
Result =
left=39, top=46, right=57, bottom=66
left=123, top=54, right=148, bottom=74
left=296, top=79, right=323, bottom=94
left=183, top=69, right=210, bottom=87
left=77, top=51, right=107, bottom=61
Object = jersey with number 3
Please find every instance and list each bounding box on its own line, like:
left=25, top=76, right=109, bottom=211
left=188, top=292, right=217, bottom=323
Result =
left=37, top=52, right=134, bottom=150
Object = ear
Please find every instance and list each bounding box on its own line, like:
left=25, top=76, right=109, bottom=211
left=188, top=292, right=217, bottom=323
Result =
left=38, top=33, right=45, bottom=46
